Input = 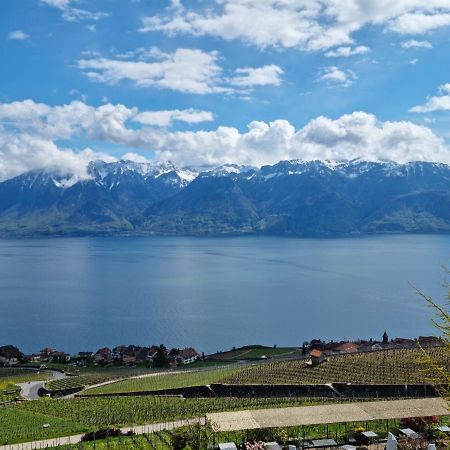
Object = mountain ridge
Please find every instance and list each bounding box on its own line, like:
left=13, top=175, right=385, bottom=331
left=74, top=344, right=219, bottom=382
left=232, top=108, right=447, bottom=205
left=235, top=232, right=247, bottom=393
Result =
left=0, top=159, right=449, bottom=237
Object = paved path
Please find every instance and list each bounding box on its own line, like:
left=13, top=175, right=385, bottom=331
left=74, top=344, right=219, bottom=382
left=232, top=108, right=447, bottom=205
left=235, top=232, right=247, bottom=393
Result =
left=17, top=371, right=66, bottom=401
left=0, top=418, right=206, bottom=450
left=208, top=397, right=450, bottom=431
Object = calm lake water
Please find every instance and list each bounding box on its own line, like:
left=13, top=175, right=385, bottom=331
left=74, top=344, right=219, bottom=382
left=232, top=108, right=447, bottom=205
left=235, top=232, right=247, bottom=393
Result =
left=0, top=235, right=449, bottom=354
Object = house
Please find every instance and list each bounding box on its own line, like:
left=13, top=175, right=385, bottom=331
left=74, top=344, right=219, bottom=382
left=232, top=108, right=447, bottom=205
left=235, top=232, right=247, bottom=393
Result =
left=175, top=348, right=200, bottom=365
left=0, top=345, right=23, bottom=365
left=39, top=348, right=56, bottom=362
left=309, top=339, right=325, bottom=351
left=94, top=347, right=112, bottom=365
left=391, top=338, right=416, bottom=348
left=134, top=346, right=159, bottom=364
left=50, top=351, right=70, bottom=364
left=310, top=349, right=327, bottom=366
left=122, top=354, right=137, bottom=366
left=77, top=352, right=93, bottom=365
left=111, top=345, right=128, bottom=361
left=358, top=343, right=383, bottom=352
left=145, top=346, right=159, bottom=363
left=334, top=342, right=360, bottom=354
left=418, top=336, right=444, bottom=348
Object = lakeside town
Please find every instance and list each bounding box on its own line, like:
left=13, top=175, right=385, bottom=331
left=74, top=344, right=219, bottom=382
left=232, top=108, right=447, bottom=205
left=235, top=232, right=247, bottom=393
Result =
left=0, top=332, right=445, bottom=369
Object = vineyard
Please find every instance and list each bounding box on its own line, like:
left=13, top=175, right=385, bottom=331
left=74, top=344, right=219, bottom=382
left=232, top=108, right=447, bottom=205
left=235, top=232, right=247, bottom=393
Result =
left=222, top=347, right=450, bottom=385
left=83, top=366, right=243, bottom=396
left=1, top=396, right=339, bottom=444
left=81, top=347, right=449, bottom=397
left=45, top=368, right=159, bottom=393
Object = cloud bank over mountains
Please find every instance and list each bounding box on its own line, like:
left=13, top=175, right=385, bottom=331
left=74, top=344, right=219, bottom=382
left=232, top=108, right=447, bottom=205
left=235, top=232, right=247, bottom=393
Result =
left=0, top=99, right=449, bottom=182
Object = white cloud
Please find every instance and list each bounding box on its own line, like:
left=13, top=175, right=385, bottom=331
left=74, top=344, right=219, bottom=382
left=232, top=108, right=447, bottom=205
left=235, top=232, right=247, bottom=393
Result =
left=389, top=12, right=450, bottom=34
left=1, top=100, right=449, bottom=180
left=40, top=0, right=108, bottom=23
left=148, top=112, right=450, bottom=167
left=0, top=133, right=114, bottom=182
left=133, top=109, right=214, bottom=127
left=325, top=46, right=370, bottom=57
left=410, top=83, right=450, bottom=112
left=141, top=1, right=450, bottom=52
left=319, top=67, right=357, bottom=87
left=409, top=58, right=418, bottom=65
left=229, top=65, right=283, bottom=87
left=77, top=48, right=283, bottom=95
left=77, top=48, right=227, bottom=94
left=7, top=30, right=29, bottom=41
left=400, top=39, right=433, bottom=49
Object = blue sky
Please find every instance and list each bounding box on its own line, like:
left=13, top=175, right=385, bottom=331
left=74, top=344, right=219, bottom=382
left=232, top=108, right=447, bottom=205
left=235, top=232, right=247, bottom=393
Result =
left=1, top=0, right=450, bottom=179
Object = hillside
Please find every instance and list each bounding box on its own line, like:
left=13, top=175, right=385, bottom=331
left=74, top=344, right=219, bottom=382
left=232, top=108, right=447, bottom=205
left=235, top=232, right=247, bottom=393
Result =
left=0, top=159, right=449, bottom=236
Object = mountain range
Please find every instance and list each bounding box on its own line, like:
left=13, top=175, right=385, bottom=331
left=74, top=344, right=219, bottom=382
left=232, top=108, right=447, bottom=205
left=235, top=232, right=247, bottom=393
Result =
left=0, top=159, right=449, bottom=237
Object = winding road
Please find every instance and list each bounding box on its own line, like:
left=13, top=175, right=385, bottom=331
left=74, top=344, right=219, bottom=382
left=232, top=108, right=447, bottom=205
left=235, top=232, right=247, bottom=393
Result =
left=17, top=370, right=66, bottom=400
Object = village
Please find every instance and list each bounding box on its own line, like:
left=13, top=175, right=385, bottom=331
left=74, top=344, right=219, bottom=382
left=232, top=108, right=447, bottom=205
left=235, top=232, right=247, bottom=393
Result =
left=0, top=332, right=444, bottom=369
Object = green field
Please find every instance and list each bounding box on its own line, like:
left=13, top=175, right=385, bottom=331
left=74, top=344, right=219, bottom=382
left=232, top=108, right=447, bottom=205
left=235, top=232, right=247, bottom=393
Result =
left=209, top=346, right=298, bottom=361
left=2, top=396, right=338, bottom=444
left=83, top=366, right=243, bottom=396
left=222, top=347, right=450, bottom=385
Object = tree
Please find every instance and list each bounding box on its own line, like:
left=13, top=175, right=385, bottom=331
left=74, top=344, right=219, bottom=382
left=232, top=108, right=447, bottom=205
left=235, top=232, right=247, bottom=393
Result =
left=171, top=423, right=212, bottom=450
left=416, top=271, right=450, bottom=403
left=153, top=344, right=170, bottom=368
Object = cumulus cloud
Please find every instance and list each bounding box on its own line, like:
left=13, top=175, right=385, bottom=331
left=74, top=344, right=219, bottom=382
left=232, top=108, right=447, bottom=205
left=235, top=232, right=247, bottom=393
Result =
left=77, top=48, right=227, bottom=94
left=0, top=100, right=212, bottom=180
left=325, top=46, right=370, bottom=57
left=400, top=39, right=433, bottom=49
left=140, top=0, right=450, bottom=52
left=229, top=65, right=283, bottom=87
left=77, top=48, right=283, bottom=94
left=410, top=83, right=450, bottom=112
left=40, top=0, right=108, bottom=22
left=148, top=112, right=450, bottom=166
left=1, top=100, right=449, bottom=180
left=319, top=67, right=357, bottom=87
left=7, top=30, right=29, bottom=41
left=133, top=109, right=214, bottom=127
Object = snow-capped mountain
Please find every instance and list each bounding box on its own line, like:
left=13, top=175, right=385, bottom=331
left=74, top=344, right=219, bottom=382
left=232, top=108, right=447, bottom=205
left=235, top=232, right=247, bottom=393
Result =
left=0, top=159, right=449, bottom=236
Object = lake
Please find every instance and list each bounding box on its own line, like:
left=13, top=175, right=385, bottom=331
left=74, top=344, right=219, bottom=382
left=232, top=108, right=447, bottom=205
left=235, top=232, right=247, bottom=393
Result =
left=0, top=235, right=448, bottom=355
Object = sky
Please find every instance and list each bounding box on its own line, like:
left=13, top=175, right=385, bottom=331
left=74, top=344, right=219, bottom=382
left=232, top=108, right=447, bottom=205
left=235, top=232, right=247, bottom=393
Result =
left=1, top=0, right=450, bottom=180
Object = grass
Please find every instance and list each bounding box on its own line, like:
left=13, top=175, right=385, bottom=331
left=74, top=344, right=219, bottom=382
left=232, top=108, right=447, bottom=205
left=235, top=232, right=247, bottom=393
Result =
left=4, top=396, right=340, bottom=444
left=83, top=366, right=243, bottom=395
left=0, top=407, right=91, bottom=445
left=209, top=346, right=298, bottom=361
left=222, top=347, right=450, bottom=385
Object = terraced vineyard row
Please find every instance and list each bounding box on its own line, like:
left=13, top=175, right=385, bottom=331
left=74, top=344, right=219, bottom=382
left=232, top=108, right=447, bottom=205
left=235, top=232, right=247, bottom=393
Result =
left=45, top=369, right=157, bottom=392
left=222, top=347, right=450, bottom=385
left=3, top=396, right=338, bottom=444
left=83, top=366, right=243, bottom=395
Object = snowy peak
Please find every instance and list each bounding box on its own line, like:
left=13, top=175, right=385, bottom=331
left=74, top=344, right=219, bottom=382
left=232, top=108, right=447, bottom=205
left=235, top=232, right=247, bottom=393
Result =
left=87, top=160, right=198, bottom=189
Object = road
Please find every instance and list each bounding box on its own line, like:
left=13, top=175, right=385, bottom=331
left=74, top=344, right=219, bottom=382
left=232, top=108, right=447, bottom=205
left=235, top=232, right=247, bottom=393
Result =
left=17, top=370, right=66, bottom=400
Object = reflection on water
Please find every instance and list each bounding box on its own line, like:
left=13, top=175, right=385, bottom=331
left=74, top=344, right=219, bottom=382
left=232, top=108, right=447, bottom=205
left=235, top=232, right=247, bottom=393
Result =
left=0, top=234, right=448, bottom=354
